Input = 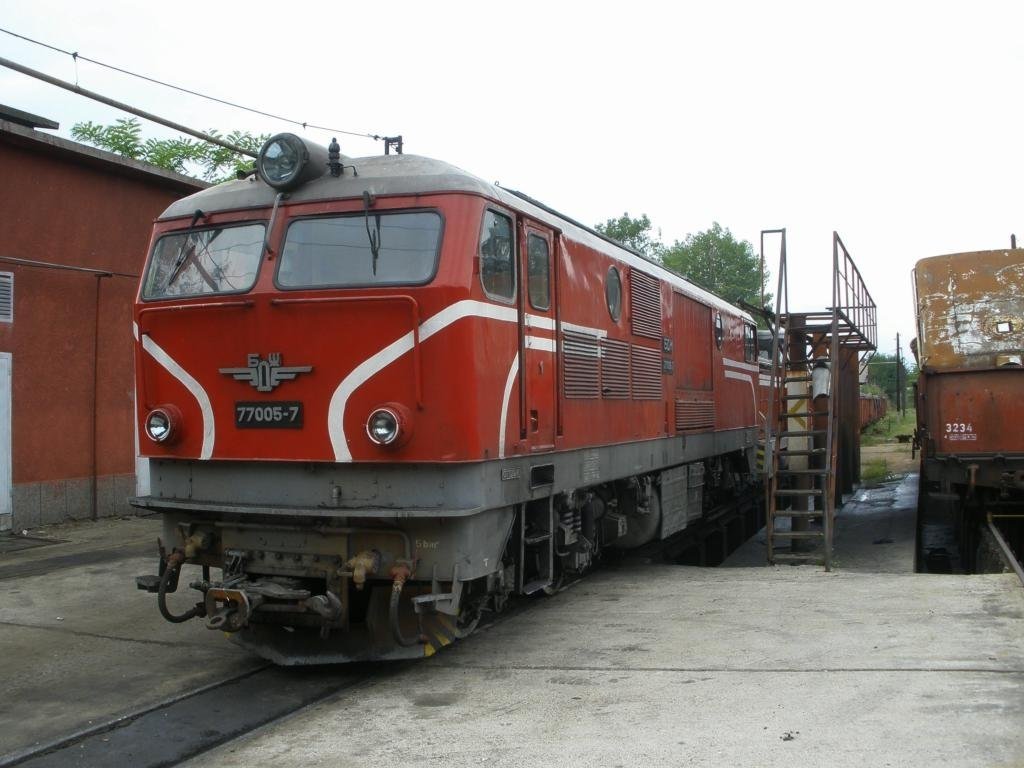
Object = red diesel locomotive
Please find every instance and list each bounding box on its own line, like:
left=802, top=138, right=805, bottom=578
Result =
left=134, top=134, right=762, bottom=663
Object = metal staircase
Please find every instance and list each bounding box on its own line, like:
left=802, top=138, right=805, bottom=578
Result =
left=761, top=231, right=877, bottom=569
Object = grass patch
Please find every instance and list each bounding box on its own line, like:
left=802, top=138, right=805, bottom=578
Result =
left=861, top=457, right=890, bottom=486
left=861, top=407, right=916, bottom=446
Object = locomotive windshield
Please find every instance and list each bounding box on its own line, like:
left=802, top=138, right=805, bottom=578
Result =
left=142, top=223, right=266, bottom=299
left=277, top=211, right=442, bottom=288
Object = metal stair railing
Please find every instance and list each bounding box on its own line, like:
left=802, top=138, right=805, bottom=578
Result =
left=760, top=230, right=878, bottom=570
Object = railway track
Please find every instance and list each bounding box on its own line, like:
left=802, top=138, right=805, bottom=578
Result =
left=1, top=663, right=381, bottom=768
left=0, top=574, right=569, bottom=768
left=988, top=513, right=1024, bottom=587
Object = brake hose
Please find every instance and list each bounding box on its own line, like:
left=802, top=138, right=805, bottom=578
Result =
left=157, top=557, right=203, bottom=624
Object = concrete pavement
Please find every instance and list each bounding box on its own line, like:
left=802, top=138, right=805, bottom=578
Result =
left=183, top=566, right=1024, bottom=768
left=185, top=475, right=1024, bottom=768
left=0, top=517, right=262, bottom=759
left=2, top=477, right=1023, bottom=767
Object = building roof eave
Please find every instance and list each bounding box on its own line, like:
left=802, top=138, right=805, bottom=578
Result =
left=0, top=120, right=208, bottom=195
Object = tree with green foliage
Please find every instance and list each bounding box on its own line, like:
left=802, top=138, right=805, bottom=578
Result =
left=596, top=215, right=771, bottom=318
left=867, top=352, right=913, bottom=407
left=595, top=213, right=665, bottom=261
left=661, top=222, right=771, bottom=311
left=71, top=118, right=267, bottom=183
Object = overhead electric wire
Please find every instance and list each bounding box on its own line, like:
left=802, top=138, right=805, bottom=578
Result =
left=0, top=26, right=388, bottom=142
left=0, top=54, right=259, bottom=157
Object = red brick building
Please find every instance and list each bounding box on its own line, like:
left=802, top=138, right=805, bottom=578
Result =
left=0, top=108, right=204, bottom=530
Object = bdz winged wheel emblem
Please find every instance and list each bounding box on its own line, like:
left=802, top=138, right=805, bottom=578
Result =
left=220, top=353, right=313, bottom=392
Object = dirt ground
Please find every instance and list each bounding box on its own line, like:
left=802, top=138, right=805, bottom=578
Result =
left=861, top=441, right=918, bottom=482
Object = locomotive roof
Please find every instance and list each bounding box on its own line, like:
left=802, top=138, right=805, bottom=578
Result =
left=159, top=154, right=752, bottom=322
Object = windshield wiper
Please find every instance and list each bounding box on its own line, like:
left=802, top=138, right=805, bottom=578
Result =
left=163, top=209, right=207, bottom=291
left=363, top=191, right=381, bottom=275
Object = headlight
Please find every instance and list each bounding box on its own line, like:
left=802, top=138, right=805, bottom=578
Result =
left=366, top=408, right=400, bottom=446
left=257, top=133, right=329, bottom=191
left=145, top=406, right=179, bottom=443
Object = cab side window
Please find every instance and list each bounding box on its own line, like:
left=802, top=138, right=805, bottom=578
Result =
left=480, top=210, right=515, bottom=301
left=744, top=323, right=757, bottom=363
left=527, top=234, right=550, bottom=310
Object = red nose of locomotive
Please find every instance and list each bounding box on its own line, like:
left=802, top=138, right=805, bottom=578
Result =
left=135, top=294, right=431, bottom=462
left=134, top=134, right=470, bottom=464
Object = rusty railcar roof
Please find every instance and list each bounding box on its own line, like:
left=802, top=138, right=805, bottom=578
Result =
left=913, top=249, right=1024, bottom=369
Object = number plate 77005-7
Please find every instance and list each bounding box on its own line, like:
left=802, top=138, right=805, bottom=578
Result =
left=234, top=402, right=303, bottom=429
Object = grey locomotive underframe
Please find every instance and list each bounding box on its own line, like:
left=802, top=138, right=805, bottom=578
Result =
left=134, top=428, right=756, bottom=580
left=133, top=428, right=756, bottom=661
left=136, top=428, right=756, bottom=517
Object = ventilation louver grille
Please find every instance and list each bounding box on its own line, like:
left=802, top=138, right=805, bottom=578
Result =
left=562, top=329, right=600, bottom=398
left=675, top=399, right=716, bottom=430
left=600, top=338, right=630, bottom=398
left=630, top=270, right=661, bottom=339
left=0, top=273, right=12, bottom=324
left=631, top=345, right=662, bottom=399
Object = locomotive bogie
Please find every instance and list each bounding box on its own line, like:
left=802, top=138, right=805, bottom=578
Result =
left=148, top=452, right=751, bottom=662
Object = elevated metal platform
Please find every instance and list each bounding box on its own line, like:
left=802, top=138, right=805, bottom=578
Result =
left=760, top=230, right=878, bottom=569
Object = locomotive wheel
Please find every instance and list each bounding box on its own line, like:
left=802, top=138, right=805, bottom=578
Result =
left=540, top=569, right=565, bottom=598
left=454, top=600, right=484, bottom=639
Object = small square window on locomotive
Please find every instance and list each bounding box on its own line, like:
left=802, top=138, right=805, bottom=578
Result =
left=996, top=320, right=1013, bottom=334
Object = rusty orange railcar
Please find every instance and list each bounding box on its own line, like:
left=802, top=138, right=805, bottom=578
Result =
left=858, top=394, right=886, bottom=431
left=913, top=248, right=1024, bottom=565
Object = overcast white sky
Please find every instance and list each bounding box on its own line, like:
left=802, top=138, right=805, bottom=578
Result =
left=3, top=0, right=1023, bottom=357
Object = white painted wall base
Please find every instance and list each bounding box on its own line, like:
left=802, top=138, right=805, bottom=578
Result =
left=0, top=352, right=12, bottom=532
left=133, top=382, right=150, bottom=496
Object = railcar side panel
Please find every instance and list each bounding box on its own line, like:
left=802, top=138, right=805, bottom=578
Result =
left=921, top=369, right=1024, bottom=456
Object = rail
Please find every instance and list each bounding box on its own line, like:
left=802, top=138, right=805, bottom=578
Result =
left=987, top=512, right=1024, bottom=587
